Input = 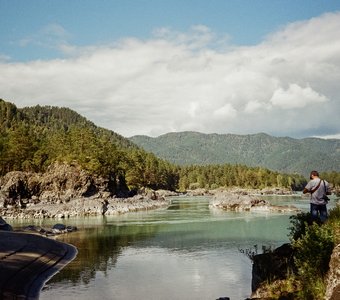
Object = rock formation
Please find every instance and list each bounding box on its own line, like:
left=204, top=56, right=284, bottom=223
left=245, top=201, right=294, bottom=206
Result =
left=251, top=243, right=295, bottom=293
left=0, top=161, right=129, bottom=208
left=0, top=162, right=171, bottom=218
left=210, top=192, right=300, bottom=213
left=325, top=244, right=340, bottom=300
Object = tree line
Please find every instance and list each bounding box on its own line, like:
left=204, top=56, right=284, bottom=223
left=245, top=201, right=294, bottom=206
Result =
left=0, top=99, right=311, bottom=192
left=178, top=164, right=306, bottom=191
left=321, top=171, right=340, bottom=189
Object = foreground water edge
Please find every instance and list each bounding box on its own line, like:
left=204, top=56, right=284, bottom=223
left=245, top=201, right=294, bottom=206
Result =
left=11, top=195, right=315, bottom=300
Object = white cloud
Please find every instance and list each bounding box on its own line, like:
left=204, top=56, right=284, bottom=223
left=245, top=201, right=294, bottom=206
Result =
left=244, top=100, right=268, bottom=114
left=213, top=103, right=237, bottom=119
left=0, top=12, right=340, bottom=138
left=314, top=133, right=340, bottom=140
left=270, top=84, right=328, bottom=109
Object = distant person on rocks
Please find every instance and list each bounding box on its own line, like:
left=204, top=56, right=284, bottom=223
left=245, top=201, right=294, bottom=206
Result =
left=303, top=170, right=331, bottom=223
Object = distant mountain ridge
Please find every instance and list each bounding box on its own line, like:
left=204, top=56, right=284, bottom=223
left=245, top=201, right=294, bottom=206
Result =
left=129, top=131, right=340, bottom=177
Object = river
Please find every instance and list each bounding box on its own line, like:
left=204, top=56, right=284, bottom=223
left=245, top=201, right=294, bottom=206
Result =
left=13, top=194, right=312, bottom=299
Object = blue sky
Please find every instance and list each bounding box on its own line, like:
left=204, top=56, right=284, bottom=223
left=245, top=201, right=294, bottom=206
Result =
left=2, top=0, right=340, bottom=61
left=1, top=0, right=340, bottom=138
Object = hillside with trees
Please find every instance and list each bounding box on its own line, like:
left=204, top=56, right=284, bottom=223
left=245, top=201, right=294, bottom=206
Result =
left=129, top=131, right=340, bottom=177
left=0, top=99, right=177, bottom=192
left=0, top=99, right=308, bottom=194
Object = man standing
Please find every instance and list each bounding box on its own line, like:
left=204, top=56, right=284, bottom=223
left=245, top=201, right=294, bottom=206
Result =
left=303, top=170, right=331, bottom=223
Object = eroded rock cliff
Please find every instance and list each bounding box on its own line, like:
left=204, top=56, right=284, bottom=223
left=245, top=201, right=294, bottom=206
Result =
left=0, top=161, right=129, bottom=208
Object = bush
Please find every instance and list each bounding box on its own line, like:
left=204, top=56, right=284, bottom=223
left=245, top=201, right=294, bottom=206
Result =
left=328, top=205, right=340, bottom=244
left=288, top=212, right=313, bottom=241
left=292, top=222, right=334, bottom=299
left=277, top=208, right=340, bottom=299
left=328, top=204, right=340, bottom=221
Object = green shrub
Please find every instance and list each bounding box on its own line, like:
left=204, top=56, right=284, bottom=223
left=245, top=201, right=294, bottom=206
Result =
left=288, top=212, right=313, bottom=241
left=292, top=223, right=334, bottom=299
left=328, top=205, right=340, bottom=244
left=328, top=204, right=340, bottom=221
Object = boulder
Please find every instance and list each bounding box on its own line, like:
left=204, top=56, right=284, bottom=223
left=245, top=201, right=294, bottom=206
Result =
left=210, top=192, right=269, bottom=211
left=52, top=223, right=66, bottom=231
left=52, top=224, right=77, bottom=234
left=0, top=216, right=13, bottom=231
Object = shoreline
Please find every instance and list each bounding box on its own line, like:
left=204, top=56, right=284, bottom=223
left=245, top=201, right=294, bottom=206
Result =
left=0, top=194, right=171, bottom=219
left=0, top=187, right=299, bottom=220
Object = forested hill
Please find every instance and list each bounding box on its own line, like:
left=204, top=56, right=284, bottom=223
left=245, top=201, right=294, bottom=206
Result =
left=6, top=101, right=134, bottom=149
left=0, top=99, right=180, bottom=191
left=129, top=131, right=340, bottom=177
left=1, top=99, right=308, bottom=192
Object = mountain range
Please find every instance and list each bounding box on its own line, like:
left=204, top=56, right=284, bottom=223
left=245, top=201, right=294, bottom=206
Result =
left=129, top=131, right=340, bottom=177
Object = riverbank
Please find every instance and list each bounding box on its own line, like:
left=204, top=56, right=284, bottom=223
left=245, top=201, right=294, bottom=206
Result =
left=249, top=204, right=340, bottom=300
left=0, top=186, right=297, bottom=219
left=186, top=187, right=294, bottom=197
left=0, top=193, right=171, bottom=219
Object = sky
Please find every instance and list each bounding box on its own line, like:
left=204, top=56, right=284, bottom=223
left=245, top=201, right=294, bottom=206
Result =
left=1, top=0, right=340, bottom=139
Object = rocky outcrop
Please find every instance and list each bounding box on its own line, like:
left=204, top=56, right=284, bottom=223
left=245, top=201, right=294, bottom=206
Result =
left=22, top=223, right=78, bottom=236
left=0, top=162, right=129, bottom=208
left=325, top=244, right=340, bottom=300
left=0, top=194, right=170, bottom=219
left=210, top=192, right=300, bottom=213
left=251, top=243, right=295, bottom=293
left=0, top=162, right=172, bottom=219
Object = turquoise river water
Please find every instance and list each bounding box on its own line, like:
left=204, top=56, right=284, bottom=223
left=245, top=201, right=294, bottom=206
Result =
left=11, top=194, right=321, bottom=299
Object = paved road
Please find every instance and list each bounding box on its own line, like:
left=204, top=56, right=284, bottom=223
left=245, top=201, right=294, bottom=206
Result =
left=0, top=231, right=77, bottom=300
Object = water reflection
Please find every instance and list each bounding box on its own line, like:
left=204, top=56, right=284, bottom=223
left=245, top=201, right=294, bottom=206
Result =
left=46, top=222, right=163, bottom=285
left=33, top=196, right=303, bottom=299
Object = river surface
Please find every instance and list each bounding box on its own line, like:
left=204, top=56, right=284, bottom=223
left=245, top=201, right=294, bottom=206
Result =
left=12, top=195, right=314, bottom=299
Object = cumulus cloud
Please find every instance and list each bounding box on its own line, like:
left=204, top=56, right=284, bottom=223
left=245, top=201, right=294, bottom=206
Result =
left=270, top=84, right=328, bottom=109
left=0, top=12, right=340, bottom=138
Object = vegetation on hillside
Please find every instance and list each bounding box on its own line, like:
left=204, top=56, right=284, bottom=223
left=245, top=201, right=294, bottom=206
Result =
left=130, top=131, right=340, bottom=177
left=0, top=99, right=309, bottom=192
left=0, top=99, right=176, bottom=191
